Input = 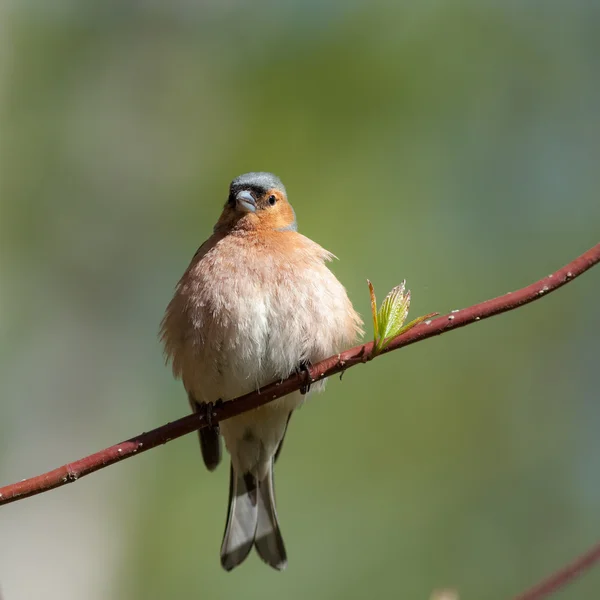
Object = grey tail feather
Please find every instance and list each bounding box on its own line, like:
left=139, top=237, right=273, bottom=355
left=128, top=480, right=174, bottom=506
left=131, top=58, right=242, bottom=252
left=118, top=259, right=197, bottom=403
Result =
left=274, top=412, right=292, bottom=463
left=254, top=460, right=287, bottom=571
left=220, top=464, right=259, bottom=571
left=220, top=462, right=287, bottom=571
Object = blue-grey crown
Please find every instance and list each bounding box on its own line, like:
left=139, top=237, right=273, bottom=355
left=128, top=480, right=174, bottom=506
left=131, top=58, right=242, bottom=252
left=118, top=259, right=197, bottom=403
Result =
left=230, top=172, right=287, bottom=196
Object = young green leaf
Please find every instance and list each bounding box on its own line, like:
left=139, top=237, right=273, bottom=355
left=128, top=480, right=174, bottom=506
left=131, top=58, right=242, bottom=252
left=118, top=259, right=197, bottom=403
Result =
left=376, top=281, right=411, bottom=353
left=367, top=279, right=439, bottom=356
left=385, top=312, right=438, bottom=347
left=367, top=280, right=379, bottom=348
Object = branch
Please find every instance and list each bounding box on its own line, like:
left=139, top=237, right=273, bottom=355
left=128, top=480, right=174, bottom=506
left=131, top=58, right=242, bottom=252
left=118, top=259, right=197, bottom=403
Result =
left=0, top=242, right=598, bottom=511
left=513, top=541, right=600, bottom=600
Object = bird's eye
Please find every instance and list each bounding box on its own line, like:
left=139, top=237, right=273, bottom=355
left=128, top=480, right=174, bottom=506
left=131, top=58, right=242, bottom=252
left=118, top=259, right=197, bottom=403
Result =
left=268, top=195, right=277, bottom=206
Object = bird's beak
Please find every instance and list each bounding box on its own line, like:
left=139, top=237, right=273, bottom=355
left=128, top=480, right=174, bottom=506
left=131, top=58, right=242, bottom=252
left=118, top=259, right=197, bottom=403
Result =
left=236, top=190, right=257, bottom=213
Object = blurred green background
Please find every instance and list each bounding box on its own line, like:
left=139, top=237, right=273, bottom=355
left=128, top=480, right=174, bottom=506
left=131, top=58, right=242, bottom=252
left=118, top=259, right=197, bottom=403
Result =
left=1, top=2, right=599, bottom=599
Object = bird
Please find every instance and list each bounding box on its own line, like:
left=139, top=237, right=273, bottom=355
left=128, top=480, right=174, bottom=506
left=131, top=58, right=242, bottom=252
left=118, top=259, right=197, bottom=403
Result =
left=160, top=172, right=363, bottom=571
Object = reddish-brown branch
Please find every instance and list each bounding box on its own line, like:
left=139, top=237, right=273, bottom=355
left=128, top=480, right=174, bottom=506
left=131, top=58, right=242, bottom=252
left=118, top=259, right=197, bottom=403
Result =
left=513, top=541, right=600, bottom=600
left=0, top=242, right=598, bottom=510
left=0, top=243, right=599, bottom=600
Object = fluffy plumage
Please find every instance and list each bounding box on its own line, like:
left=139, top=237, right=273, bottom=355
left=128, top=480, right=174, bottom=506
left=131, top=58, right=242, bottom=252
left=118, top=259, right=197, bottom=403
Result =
left=160, top=172, right=362, bottom=570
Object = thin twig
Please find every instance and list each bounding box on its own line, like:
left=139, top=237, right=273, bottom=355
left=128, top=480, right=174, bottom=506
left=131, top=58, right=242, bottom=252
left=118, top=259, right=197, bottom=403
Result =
left=513, top=541, right=600, bottom=600
left=0, top=242, right=598, bottom=512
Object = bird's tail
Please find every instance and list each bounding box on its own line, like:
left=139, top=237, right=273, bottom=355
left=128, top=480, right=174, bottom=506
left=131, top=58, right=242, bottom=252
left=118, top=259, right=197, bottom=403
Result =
left=220, top=461, right=287, bottom=571
left=254, top=460, right=287, bottom=570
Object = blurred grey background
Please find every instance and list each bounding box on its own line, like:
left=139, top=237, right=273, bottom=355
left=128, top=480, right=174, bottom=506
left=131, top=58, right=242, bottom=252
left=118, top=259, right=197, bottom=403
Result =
left=1, top=1, right=599, bottom=599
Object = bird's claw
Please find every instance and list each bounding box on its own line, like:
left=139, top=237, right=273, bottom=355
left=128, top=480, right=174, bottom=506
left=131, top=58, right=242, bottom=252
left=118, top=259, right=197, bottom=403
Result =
left=205, top=402, right=215, bottom=428
left=203, top=399, right=223, bottom=430
left=296, top=362, right=312, bottom=395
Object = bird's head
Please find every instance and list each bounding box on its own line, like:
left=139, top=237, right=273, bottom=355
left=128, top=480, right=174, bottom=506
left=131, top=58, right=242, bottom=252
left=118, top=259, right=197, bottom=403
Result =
left=215, top=172, right=297, bottom=233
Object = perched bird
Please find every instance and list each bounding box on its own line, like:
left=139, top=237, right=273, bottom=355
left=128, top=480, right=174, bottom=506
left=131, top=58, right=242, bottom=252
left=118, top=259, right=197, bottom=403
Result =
left=160, top=172, right=362, bottom=571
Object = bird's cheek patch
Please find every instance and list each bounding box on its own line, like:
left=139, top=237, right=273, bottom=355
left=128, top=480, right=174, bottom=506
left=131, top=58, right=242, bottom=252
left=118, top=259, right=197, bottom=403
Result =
left=266, top=203, right=297, bottom=232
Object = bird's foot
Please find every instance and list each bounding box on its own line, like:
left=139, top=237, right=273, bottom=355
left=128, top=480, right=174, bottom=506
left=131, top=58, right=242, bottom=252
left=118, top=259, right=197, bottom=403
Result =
left=203, top=399, right=223, bottom=430
left=296, top=361, right=312, bottom=395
